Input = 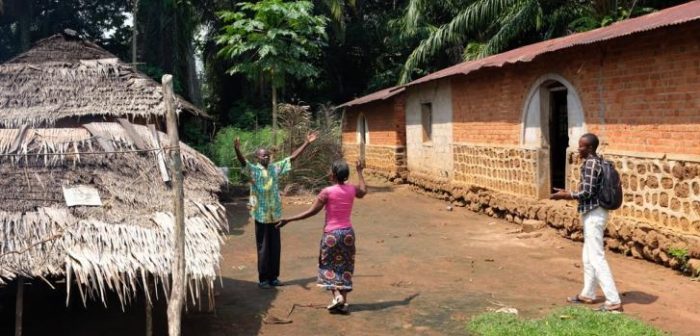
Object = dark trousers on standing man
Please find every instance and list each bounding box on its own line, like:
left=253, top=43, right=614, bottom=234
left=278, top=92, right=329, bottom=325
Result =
left=255, top=221, right=281, bottom=282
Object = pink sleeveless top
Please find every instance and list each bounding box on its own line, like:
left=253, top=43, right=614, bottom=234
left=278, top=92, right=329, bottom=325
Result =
left=317, top=184, right=356, bottom=233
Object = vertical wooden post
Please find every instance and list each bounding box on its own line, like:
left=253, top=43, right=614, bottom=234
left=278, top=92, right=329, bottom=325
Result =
left=15, top=277, right=24, bottom=336
left=163, top=74, right=186, bottom=336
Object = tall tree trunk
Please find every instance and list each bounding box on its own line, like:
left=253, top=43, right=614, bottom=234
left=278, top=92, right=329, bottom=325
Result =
left=185, top=40, right=202, bottom=106
left=272, top=84, right=278, bottom=145
left=132, top=0, right=139, bottom=65
left=18, top=0, right=32, bottom=52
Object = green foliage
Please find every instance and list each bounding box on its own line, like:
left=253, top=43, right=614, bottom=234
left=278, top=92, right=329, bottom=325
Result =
left=0, top=0, right=131, bottom=61
left=669, top=247, right=690, bottom=272
left=669, top=247, right=689, bottom=261
left=569, top=4, right=655, bottom=32
left=468, top=306, right=668, bottom=336
left=222, top=101, right=271, bottom=130
left=318, top=0, right=356, bottom=40
left=138, top=64, right=185, bottom=94
left=210, top=126, right=283, bottom=182
left=398, top=0, right=589, bottom=83
left=397, top=0, right=685, bottom=83
left=215, top=0, right=329, bottom=90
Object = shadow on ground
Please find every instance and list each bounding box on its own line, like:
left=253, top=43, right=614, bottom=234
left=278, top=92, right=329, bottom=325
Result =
left=621, top=291, right=658, bottom=305
left=349, top=293, right=420, bottom=313
left=0, top=277, right=281, bottom=336
left=225, top=199, right=251, bottom=236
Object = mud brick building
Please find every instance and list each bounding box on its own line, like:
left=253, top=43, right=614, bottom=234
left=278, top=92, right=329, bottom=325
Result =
left=339, top=86, right=408, bottom=182
left=339, top=2, right=700, bottom=271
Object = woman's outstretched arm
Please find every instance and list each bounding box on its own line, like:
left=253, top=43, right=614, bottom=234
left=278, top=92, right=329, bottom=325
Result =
left=355, top=160, right=367, bottom=198
left=276, top=198, right=325, bottom=228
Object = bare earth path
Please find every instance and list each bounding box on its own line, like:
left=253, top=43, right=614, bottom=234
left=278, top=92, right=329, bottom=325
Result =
left=185, top=180, right=700, bottom=336
left=1, top=180, right=698, bottom=335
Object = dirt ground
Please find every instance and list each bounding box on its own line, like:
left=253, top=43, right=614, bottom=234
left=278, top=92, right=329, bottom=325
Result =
left=1, top=178, right=699, bottom=335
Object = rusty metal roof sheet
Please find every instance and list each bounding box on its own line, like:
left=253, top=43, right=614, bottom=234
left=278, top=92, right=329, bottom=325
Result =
left=336, top=86, right=405, bottom=109
left=405, top=1, right=700, bottom=87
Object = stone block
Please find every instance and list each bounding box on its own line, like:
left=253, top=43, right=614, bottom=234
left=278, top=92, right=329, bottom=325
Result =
left=569, top=232, right=583, bottom=242
left=687, top=258, right=700, bottom=276
left=630, top=244, right=644, bottom=259
left=606, top=238, right=621, bottom=251
left=522, top=219, right=546, bottom=233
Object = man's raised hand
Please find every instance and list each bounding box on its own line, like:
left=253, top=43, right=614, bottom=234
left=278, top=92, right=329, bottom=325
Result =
left=306, top=131, right=319, bottom=143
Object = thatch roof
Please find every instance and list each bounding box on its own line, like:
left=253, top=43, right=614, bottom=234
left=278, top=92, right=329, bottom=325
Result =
left=0, top=30, right=207, bottom=128
left=0, top=121, right=227, bottom=307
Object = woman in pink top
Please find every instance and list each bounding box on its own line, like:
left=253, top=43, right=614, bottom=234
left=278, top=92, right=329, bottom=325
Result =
left=277, top=160, right=367, bottom=313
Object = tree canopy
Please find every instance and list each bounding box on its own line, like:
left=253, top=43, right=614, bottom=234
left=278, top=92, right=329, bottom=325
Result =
left=0, top=0, right=693, bottom=141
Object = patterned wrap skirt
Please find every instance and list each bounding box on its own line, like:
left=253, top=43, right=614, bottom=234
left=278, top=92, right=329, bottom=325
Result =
left=317, top=227, right=355, bottom=291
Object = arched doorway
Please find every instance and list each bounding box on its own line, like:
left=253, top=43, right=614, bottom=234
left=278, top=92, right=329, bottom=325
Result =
left=522, top=74, right=586, bottom=198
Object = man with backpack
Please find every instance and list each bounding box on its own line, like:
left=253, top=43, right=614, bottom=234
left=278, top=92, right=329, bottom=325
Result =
left=550, top=133, right=623, bottom=313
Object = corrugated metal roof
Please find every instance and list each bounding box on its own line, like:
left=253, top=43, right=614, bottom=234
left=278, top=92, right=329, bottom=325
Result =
left=406, top=1, right=700, bottom=87
left=336, top=86, right=405, bottom=108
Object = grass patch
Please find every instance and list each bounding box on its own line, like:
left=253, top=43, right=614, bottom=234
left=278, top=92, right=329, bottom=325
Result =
left=467, top=306, right=667, bottom=336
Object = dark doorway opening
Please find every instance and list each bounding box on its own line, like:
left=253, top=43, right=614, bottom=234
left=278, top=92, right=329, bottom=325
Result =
left=549, top=85, right=568, bottom=190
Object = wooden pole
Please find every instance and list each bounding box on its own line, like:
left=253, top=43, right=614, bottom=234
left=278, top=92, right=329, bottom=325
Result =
left=163, top=74, right=186, bottom=336
left=15, top=277, right=24, bottom=336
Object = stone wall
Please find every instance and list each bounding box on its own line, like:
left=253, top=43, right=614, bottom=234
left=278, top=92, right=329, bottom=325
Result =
left=343, top=143, right=406, bottom=181
left=453, top=143, right=539, bottom=198
left=400, top=144, right=700, bottom=274
left=567, top=151, right=700, bottom=237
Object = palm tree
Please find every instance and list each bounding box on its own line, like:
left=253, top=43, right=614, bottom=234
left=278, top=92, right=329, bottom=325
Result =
left=397, top=0, right=667, bottom=83
left=317, top=0, right=356, bottom=40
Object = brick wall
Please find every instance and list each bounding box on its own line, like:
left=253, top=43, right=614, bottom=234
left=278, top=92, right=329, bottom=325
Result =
left=451, top=22, right=700, bottom=153
left=404, top=22, right=700, bottom=270
left=342, top=98, right=406, bottom=147
left=341, top=95, right=406, bottom=178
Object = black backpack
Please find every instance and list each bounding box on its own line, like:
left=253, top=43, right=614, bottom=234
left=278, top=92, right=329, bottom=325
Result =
left=597, top=157, right=623, bottom=210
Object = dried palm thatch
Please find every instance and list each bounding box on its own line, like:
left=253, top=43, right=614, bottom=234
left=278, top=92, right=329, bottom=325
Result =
left=0, top=30, right=207, bottom=128
left=0, top=121, right=227, bottom=309
left=277, top=103, right=342, bottom=193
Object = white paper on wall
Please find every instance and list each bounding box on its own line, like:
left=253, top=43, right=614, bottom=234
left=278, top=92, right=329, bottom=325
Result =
left=63, top=185, right=102, bottom=207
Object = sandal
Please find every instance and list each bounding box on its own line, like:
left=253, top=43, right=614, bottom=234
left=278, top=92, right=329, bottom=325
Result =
left=330, top=303, right=350, bottom=315
left=594, top=303, right=624, bottom=313
left=327, top=295, right=345, bottom=310
left=566, top=294, right=595, bottom=304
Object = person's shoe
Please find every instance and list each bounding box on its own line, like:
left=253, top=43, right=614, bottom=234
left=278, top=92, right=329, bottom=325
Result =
left=566, top=294, right=595, bottom=304
left=270, top=279, right=284, bottom=287
left=258, top=281, right=272, bottom=289
left=326, top=295, right=345, bottom=310
left=330, top=303, right=350, bottom=315
left=594, top=303, right=623, bottom=313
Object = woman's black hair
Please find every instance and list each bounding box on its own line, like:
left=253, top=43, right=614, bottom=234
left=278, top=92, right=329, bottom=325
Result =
left=331, top=159, right=350, bottom=184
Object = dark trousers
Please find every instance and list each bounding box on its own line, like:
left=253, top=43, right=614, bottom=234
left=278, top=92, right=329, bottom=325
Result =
left=255, top=221, right=281, bottom=282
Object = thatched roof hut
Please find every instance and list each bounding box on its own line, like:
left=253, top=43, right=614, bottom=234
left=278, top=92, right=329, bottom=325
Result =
left=0, top=30, right=227, bottom=308
left=0, top=29, right=207, bottom=128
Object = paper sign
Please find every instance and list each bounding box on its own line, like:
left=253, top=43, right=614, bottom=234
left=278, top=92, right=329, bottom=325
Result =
left=62, top=185, right=102, bottom=207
